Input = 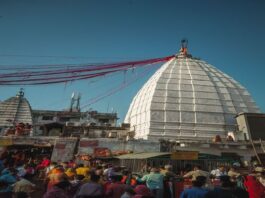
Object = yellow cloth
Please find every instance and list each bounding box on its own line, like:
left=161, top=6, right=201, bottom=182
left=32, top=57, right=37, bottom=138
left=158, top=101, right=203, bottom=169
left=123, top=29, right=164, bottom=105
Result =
left=65, top=169, right=75, bottom=178
left=228, top=170, right=240, bottom=178
left=184, top=170, right=209, bottom=181
left=76, top=167, right=90, bottom=176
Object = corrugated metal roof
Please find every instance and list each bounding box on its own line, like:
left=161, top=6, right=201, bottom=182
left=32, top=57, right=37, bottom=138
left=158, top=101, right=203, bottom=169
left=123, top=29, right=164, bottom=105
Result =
left=115, top=152, right=171, bottom=159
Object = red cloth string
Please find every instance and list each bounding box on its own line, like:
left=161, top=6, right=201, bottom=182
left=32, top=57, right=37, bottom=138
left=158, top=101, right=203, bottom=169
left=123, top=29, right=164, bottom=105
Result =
left=0, top=55, right=174, bottom=85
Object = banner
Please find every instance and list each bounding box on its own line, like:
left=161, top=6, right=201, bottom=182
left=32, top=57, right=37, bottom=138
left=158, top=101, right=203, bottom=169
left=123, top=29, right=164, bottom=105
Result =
left=171, top=151, right=198, bottom=160
left=79, top=140, right=98, bottom=147
left=51, top=138, right=77, bottom=162
left=11, top=137, right=34, bottom=145
left=55, top=143, right=66, bottom=149
left=0, top=138, right=12, bottom=146
left=34, top=139, right=52, bottom=147
left=94, top=147, right=111, bottom=158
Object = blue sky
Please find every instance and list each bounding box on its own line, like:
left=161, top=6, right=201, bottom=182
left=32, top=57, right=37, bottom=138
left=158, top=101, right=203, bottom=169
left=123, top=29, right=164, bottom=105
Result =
left=0, top=0, right=265, bottom=122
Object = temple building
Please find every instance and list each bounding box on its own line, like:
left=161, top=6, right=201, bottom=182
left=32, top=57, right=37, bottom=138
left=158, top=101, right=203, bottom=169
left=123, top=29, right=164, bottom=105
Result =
left=1, top=43, right=265, bottom=165
left=125, top=40, right=261, bottom=141
left=0, top=89, right=33, bottom=134
left=0, top=89, right=125, bottom=138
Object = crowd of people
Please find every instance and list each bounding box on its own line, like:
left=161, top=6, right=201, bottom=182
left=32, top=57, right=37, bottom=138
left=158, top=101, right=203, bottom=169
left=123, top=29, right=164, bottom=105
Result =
left=0, top=151, right=265, bottom=198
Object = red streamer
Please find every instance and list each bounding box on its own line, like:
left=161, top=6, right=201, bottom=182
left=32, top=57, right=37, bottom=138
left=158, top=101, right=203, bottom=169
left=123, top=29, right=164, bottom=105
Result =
left=0, top=55, right=174, bottom=85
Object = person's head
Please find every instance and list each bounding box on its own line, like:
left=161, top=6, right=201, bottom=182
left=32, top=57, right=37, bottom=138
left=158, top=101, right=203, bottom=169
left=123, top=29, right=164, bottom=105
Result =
left=55, top=180, right=71, bottom=190
left=124, top=186, right=136, bottom=196
left=95, top=168, right=103, bottom=176
left=43, top=156, right=48, bottom=160
left=90, top=174, right=100, bottom=183
left=21, top=173, right=31, bottom=181
left=122, top=169, right=130, bottom=176
left=194, top=165, right=201, bottom=171
left=260, top=171, right=265, bottom=178
left=54, top=165, right=64, bottom=172
left=184, top=164, right=192, bottom=172
left=150, top=167, right=159, bottom=173
left=48, top=166, right=58, bottom=175
left=51, top=162, right=57, bottom=166
left=232, top=162, right=240, bottom=168
left=160, top=165, right=165, bottom=170
left=78, top=164, right=84, bottom=168
left=84, top=161, right=90, bottom=167
left=229, top=167, right=236, bottom=172
left=113, top=166, right=121, bottom=172
left=110, top=174, right=122, bottom=182
left=9, top=167, right=18, bottom=176
left=254, top=166, right=263, bottom=173
left=147, top=166, right=152, bottom=173
left=220, top=175, right=234, bottom=188
left=108, top=164, right=113, bottom=168
left=75, top=174, right=85, bottom=181
left=71, top=163, right=78, bottom=169
left=218, top=166, right=225, bottom=172
left=65, top=168, right=76, bottom=178
left=192, top=176, right=206, bottom=187
left=165, top=165, right=172, bottom=171
left=61, top=162, right=68, bottom=168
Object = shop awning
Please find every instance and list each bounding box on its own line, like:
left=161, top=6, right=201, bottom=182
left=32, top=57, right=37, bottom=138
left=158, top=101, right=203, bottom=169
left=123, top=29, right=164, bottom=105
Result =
left=115, top=152, right=171, bottom=159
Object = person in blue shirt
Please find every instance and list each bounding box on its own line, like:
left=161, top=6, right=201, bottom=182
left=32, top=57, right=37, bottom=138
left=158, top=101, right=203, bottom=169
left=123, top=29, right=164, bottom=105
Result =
left=0, top=168, right=18, bottom=193
left=180, top=176, right=208, bottom=198
left=137, top=167, right=164, bottom=198
left=205, top=175, right=249, bottom=198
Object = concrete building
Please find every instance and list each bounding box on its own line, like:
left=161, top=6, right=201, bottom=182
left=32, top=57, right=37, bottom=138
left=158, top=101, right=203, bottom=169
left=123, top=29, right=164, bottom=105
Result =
left=236, top=112, right=265, bottom=141
left=32, top=110, right=119, bottom=136
left=0, top=90, right=123, bottom=137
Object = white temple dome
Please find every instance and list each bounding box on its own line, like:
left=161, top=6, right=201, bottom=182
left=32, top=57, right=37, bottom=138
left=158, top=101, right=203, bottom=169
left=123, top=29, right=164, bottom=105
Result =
left=125, top=43, right=260, bottom=140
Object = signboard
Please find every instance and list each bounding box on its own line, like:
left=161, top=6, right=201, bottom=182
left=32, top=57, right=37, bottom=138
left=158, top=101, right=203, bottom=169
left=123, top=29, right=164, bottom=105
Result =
left=0, top=138, right=12, bottom=146
left=11, top=137, right=35, bottom=145
left=34, top=139, right=52, bottom=147
left=79, top=140, right=98, bottom=147
left=78, top=139, right=100, bottom=155
left=55, top=143, right=66, bottom=149
left=94, top=147, right=111, bottom=158
left=51, top=139, right=77, bottom=162
left=246, top=115, right=265, bottom=140
left=171, top=151, right=198, bottom=160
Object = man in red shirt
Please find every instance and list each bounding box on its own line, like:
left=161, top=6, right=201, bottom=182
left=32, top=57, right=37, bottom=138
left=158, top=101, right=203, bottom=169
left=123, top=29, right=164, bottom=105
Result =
left=36, top=156, right=50, bottom=170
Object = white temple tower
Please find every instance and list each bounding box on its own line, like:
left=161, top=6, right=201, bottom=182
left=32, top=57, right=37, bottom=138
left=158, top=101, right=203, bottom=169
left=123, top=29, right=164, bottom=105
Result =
left=125, top=40, right=260, bottom=140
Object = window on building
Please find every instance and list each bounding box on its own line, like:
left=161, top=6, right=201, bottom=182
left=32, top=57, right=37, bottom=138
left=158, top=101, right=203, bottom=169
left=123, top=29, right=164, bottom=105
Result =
left=59, top=117, right=70, bottom=122
left=99, top=119, right=109, bottom=124
left=42, top=116, right=53, bottom=121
